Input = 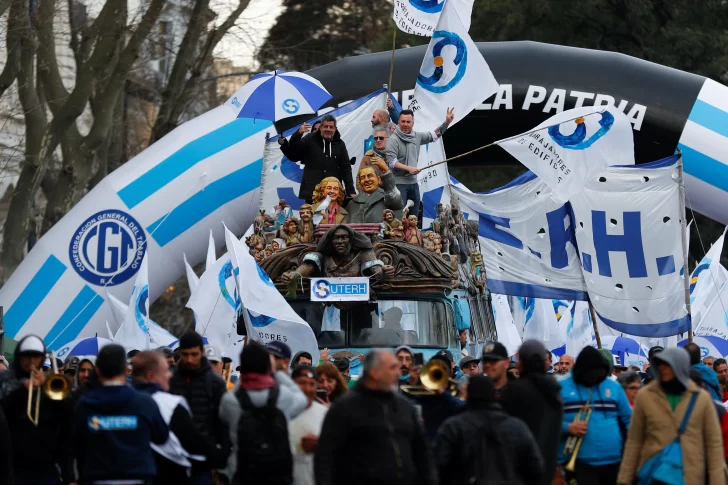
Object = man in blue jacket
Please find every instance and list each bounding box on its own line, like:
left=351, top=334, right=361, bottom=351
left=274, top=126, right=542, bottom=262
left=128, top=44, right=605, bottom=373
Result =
left=559, top=346, right=632, bottom=485
left=684, top=342, right=722, bottom=401
left=73, top=344, right=168, bottom=484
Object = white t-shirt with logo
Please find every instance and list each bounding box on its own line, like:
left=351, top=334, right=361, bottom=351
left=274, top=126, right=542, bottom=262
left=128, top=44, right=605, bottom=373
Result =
left=288, top=401, right=328, bottom=485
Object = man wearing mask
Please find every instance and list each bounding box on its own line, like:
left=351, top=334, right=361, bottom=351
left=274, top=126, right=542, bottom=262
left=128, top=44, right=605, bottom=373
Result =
left=558, top=347, right=632, bottom=485
left=74, top=344, right=168, bottom=484
left=500, top=340, right=563, bottom=485
left=0, top=335, right=74, bottom=484
left=169, top=332, right=228, bottom=485
left=132, top=351, right=226, bottom=484
left=289, top=365, right=328, bottom=485
left=315, top=350, right=436, bottom=485
left=385, top=108, right=454, bottom=218
left=618, top=348, right=723, bottom=485
left=278, top=114, right=355, bottom=204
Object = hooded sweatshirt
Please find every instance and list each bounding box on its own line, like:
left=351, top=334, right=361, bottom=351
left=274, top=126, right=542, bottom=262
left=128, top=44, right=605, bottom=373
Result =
left=0, top=335, right=75, bottom=482
left=74, top=383, right=169, bottom=482
left=558, top=347, right=632, bottom=466
left=693, top=362, right=722, bottom=401
left=385, top=127, right=436, bottom=185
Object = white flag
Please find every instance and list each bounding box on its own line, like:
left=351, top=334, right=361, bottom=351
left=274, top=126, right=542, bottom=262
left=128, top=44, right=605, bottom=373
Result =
left=224, top=226, right=319, bottom=362
left=184, top=254, right=200, bottom=293
left=108, top=292, right=177, bottom=349
left=409, top=0, right=498, bottom=132
left=498, top=107, right=635, bottom=201
left=416, top=138, right=449, bottom=193
left=691, top=228, right=728, bottom=326
left=186, top=253, right=240, bottom=352
left=491, top=294, right=521, bottom=357
left=393, top=0, right=474, bottom=37
left=114, top=255, right=153, bottom=350
left=206, top=230, right=217, bottom=271
left=559, top=301, right=594, bottom=357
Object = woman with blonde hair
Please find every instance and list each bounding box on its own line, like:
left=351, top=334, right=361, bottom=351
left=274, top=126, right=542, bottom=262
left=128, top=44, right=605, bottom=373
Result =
left=316, top=362, right=348, bottom=405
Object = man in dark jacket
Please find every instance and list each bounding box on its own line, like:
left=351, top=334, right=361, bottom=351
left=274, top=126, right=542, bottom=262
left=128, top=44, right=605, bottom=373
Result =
left=433, top=375, right=544, bottom=485
left=168, top=332, right=228, bottom=485
left=500, top=340, right=563, bottom=485
left=278, top=114, right=355, bottom=203
left=315, top=350, right=437, bottom=485
left=0, top=334, right=74, bottom=484
left=73, top=343, right=168, bottom=484
left=132, top=351, right=227, bottom=484
left=0, top=404, right=12, bottom=485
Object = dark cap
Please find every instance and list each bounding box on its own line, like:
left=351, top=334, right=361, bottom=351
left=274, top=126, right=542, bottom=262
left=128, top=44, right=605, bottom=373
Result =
left=481, top=341, right=508, bottom=361
left=648, top=346, right=664, bottom=360
left=266, top=341, right=292, bottom=360
left=459, top=355, right=479, bottom=368
left=433, top=349, right=454, bottom=366
left=333, top=357, right=350, bottom=373
left=291, top=365, right=317, bottom=380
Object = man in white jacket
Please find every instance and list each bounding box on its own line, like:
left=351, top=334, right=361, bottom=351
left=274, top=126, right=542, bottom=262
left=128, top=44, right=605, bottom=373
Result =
left=289, top=365, right=328, bottom=485
left=218, top=342, right=308, bottom=484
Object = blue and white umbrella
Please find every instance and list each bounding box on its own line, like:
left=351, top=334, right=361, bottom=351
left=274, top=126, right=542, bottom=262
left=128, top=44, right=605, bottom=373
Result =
left=167, top=336, right=209, bottom=350
left=678, top=335, right=728, bottom=358
left=227, top=70, right=332, bottom=122
left=598, top=336, right=649, bottom=367
left=54, top=337, right=114, bottom=361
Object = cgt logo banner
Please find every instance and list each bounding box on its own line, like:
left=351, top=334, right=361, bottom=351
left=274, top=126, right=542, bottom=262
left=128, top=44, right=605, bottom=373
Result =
left=393, top=0, right=473, bottom=37
left=311, top=277, right=370, bottom=302
left=409, top=0, right=497, bottom=132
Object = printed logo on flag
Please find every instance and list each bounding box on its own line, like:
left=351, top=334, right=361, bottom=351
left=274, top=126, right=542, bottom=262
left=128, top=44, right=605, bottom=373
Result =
left=134, top=284, right=150, bottom=334
left=311, top=278, right=370, bottom=302
left=417, top=30, right=467, bottom=94
left=256, top=263, right=276, bottom=287
left=247, top=309, right=275, bottom=328
left=282, top=99, right=300, bottom=114
left=411, top=0, right=445, bottom=13
left=218, top=260, right=241, bottom=310
left=69, top=209, right=147, bottom=286
left=88, top=415, right=138, bottom=431
left=548, top=111, right=614, bottom=150
left=700, top=346, right=710, bottom=358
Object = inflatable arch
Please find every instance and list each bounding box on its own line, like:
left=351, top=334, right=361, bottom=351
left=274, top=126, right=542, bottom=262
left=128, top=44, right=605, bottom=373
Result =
left=1, top=41, right=726, bottom=345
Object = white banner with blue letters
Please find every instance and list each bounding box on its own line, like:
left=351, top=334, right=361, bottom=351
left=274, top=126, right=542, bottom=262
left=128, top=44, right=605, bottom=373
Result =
left=569, top=155, right=689, bottom=337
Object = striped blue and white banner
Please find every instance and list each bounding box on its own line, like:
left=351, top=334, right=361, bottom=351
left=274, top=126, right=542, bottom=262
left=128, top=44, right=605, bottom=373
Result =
left=0, top=105, right=271, bottom=348
left=678, top=78, right=728, bottom=223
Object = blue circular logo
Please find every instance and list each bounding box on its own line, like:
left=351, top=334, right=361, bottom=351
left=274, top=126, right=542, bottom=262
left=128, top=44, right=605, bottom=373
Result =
left=411, top=0, right=445, bottom=13
left=313, top=279, right=330, bottom=298
left=248, top=310, right=275, bottom=328
left=69, top=209, right=147, bottom=286
left=219, top=260, right=241, bottom=310
left=548, top=111, right=615, bottom=150
left=256, top=263, right=276, bottom=287
left=416, top=30, right=467, bottom=94
left=282, top=99, right=300, bottom=114
left=134, top=284, right=150, bottom=334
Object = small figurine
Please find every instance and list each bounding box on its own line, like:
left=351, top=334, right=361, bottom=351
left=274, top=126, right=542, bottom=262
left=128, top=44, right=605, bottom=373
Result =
left=433, top=234, right=443, bottom=254
left=282, top=217, right=302, bottom=246
left=423, top=231, right=437, bottom=252
left=262, top=215, right=276, bottom=233
left=253, top=209, right=267, bottom=235
left=470, top=252, right=486, bottom=294
left=312, top=177, right=348, bottom=224
left=271, top=238, right=287, bottom=252
left=299, top=204, right=315, bottom=243
left=274, top=199, right=292, bottom=230
left=403, top=215, right=423, bottom=246
left=245, top=234, right=263, bottom=252
left=382, top=209, right=405, bottom=241
left=254, top=250, right=264, bottom=262
left=264, top=245, right=274, bottom=258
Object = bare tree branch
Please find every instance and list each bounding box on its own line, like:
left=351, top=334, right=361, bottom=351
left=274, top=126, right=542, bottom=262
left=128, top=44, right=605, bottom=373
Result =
left=0, top=0, right=21, bottom=99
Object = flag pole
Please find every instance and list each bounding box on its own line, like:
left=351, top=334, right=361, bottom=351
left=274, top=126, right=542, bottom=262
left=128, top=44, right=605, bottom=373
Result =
left=588, top=298, right=602, bottom=349
left=677, top=149, right=693, bottom=343
left=388, top=28, right=397, bottom=93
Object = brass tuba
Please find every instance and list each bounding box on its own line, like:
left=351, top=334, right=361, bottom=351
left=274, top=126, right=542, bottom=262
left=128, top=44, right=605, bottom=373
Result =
left=27, top=350, right=72, bottom=425
left=564, top=395, right=592, bottom=473
left=401, top=357, right=459, bottom=397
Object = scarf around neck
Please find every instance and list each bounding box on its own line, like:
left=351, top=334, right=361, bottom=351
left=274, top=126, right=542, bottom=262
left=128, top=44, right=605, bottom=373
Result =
left=239, top=373, right=276, bottom=390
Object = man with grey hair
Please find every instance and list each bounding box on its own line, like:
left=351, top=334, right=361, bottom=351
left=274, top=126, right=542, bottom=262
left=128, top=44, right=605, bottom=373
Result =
left=278, top=114, right=355, bottom=203
left=315, top=350, right=436, bottom=485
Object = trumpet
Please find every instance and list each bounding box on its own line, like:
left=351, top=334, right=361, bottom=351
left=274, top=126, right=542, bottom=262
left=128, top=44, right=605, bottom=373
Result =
left=401, top=357, right=459, bottom=398
left=564, top=395, right=592, bottom=473
left=27, top=350, right=73, bottom=425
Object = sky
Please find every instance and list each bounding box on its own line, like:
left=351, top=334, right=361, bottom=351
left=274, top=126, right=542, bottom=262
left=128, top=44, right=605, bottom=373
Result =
left=213, top=0, right=284, bottom=68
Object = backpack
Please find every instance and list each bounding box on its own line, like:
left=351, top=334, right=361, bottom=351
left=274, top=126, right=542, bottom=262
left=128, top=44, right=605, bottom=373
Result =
left=636, top=392, right=699, bottom=485
left=466, top=418, right=521, bottom=485
left=235, top=386, right=293, bottom=485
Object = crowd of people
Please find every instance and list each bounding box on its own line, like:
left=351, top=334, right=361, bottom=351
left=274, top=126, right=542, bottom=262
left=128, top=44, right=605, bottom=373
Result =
left=2, top=330, right=728, bottom=485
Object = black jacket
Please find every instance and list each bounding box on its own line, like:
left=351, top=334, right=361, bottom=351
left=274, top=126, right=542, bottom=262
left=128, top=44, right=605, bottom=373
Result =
left=433, top=404, right=544, bottom=485
left=409, top=390, right=465, bottom=442
left=133, top=381, right=228, bottom=485
left=168, top=358, right=228, bottom=448
left=314, top=381, right=437, bottom=485
left=0, top=336, right=74, bottom=483
left=74, top=384, right=168, bottom=482
left=281, top=129, right=355, bottom=201
left=0, top=404, right=12, bottom=485
left=500, top=373, right=563, bottom=485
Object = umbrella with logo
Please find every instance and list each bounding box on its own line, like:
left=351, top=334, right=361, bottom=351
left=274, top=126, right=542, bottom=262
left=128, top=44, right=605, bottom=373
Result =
left=167, top=336, right=209, bottom=350
left=678, top=335, right=728, bottom=359
left=226, top=70, right=332, bottom=122
left=54, top=336, right=114, bottom=361
left=598, top=336, right=649, bottom=367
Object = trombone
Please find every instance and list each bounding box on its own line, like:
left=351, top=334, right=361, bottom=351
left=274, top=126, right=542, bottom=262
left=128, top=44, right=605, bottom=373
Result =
left=564, top=395, right=592, bottom=473
left=400, top=357, right=459, bottom=398
left=27, top=350, right=73, bottom=425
